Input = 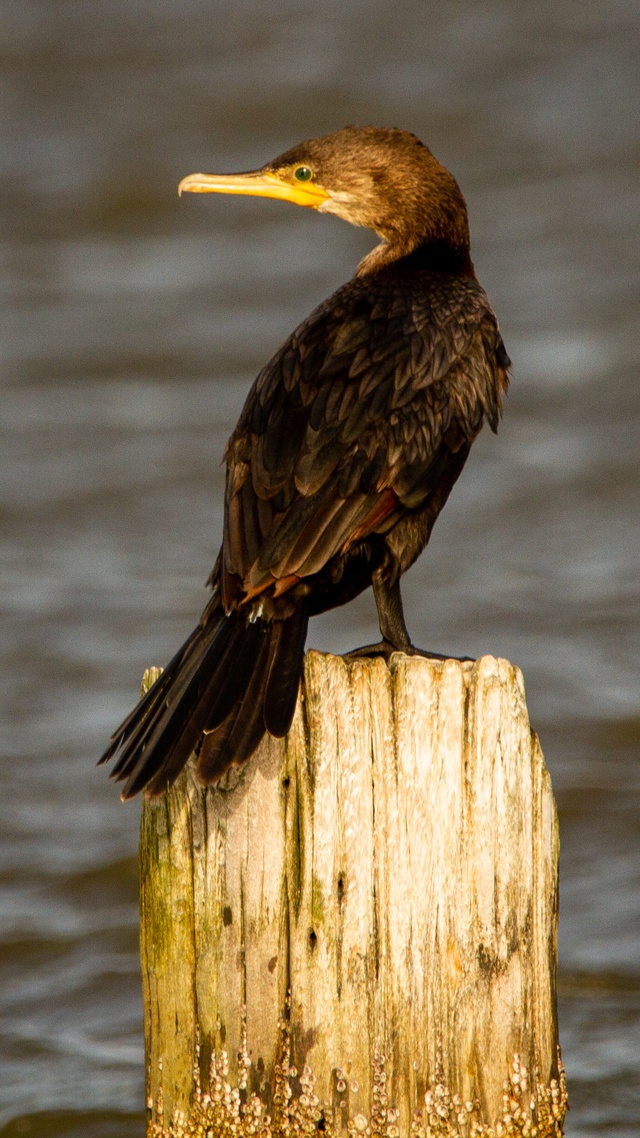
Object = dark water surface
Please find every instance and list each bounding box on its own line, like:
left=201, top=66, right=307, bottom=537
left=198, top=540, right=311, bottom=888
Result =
left=2, top=1, right=639, bottom=1134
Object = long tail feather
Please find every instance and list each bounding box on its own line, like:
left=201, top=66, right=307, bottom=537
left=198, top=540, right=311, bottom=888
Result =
left=98, top=630, right=198, bottom=764
left=197, top=625, right=274, bottom=783
left=119, top=613, right=249, bottom=799
left=264, top=603, right=309, bottom=737
left=107, top=613, right=238, bottom=785
left=101, top=598, right=309, bottom=799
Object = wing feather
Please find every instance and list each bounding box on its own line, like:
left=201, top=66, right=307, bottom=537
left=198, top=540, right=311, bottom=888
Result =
left=222, top=272, right=509, bottom=604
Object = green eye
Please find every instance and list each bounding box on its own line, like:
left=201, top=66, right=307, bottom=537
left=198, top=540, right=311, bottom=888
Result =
left=294, top=165, right=313, bottom=182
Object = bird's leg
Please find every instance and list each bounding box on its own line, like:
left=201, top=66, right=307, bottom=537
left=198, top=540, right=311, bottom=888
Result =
left=344, top=575, right=414, bottom=660
left=345, top=575, right=473, bottom=662
left=373, top=574, right=412, bottom=653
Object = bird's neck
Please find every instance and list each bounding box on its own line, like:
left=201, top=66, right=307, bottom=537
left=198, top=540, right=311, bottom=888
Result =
left=356, top=157, right=474, bottom=278
left=357, top=238, right=474, bottom=277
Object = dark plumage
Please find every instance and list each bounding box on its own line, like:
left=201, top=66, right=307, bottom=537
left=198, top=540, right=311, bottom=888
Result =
left=101, top=126, right=510, bottom=799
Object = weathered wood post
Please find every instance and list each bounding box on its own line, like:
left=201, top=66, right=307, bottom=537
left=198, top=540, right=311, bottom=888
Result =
left=140, top=652, right=567, bottom=1137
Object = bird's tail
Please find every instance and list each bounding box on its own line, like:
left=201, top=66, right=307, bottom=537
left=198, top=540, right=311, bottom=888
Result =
left=99, top=601, right=309, bottom=799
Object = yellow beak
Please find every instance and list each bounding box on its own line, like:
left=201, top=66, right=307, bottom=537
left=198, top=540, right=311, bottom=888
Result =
left=178, top=169, right=330, bottom=210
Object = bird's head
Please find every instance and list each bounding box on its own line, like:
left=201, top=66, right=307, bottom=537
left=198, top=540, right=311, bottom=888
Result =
left=179, top=126, right=471, bottom=275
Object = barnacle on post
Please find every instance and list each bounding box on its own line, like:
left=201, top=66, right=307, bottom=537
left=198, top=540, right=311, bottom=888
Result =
left=146, top=1020, right=567, bottom=1138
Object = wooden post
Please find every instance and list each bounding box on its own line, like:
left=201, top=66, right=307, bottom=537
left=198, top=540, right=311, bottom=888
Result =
left=140, top=653, right=567, bottom=1138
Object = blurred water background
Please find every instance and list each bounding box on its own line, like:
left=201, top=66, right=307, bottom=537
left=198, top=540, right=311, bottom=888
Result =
left=1, top=1, right=639, bottom=1134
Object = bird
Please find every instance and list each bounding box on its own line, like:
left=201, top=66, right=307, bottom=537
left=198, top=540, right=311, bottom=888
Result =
left=100, top=126, right=510, bottom=800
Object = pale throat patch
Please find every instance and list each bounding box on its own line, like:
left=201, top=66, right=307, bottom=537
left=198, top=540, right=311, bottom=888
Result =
left=317, top=190, right=356, bottom=217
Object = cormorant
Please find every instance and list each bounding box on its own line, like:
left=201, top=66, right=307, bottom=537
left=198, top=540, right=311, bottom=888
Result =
left=101, top=126, right=510, bottom=799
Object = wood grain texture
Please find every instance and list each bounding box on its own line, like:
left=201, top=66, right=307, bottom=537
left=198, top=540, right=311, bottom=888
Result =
left=140, top=652, right=561, bottom=1134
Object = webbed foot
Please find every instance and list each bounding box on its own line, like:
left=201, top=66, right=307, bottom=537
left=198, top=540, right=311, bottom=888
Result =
left=343, top=639, right=397, bottom=662
left=343, top=640, right=474, bottom=663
